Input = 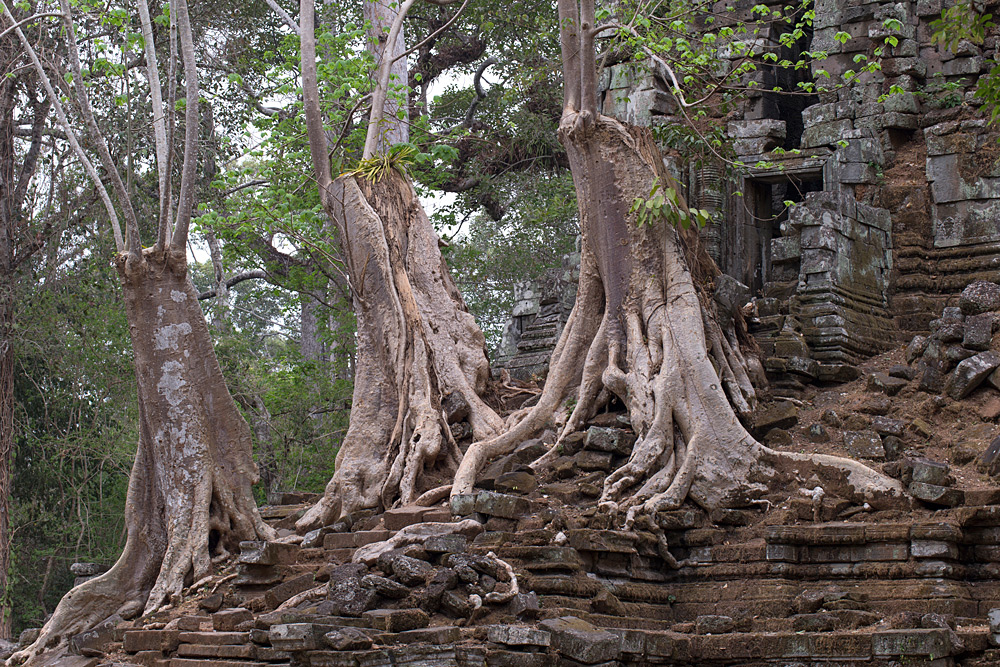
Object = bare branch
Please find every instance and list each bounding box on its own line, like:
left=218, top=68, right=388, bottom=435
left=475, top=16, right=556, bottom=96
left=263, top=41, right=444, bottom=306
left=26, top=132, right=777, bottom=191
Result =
left=198, top=270, right=269, bottom=300
left=1, top=3, right=125, bottom=252
left=390, top=0, right=472, bottom=66
left=170, top=0, right=201, bottom=250
left=0, top=12, right=63, bottom=40
left=264, top=0, right=301, bottom=35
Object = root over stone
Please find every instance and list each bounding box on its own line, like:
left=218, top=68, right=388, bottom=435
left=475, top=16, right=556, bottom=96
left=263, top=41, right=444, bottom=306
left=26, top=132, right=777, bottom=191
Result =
left=452, top=113, right=904, bottom=522
left=297, top=172, right=503, bottom=532
left=10, top=249, right=274, bottom=666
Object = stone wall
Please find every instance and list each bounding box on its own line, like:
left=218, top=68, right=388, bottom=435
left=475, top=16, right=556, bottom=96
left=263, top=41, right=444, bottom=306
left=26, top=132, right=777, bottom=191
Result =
left=595, top=0, right=1000, bottom=378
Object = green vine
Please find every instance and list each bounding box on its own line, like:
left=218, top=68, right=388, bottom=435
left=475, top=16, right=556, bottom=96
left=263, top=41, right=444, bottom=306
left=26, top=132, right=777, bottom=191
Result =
left=630, top=177, right=712, bottom=229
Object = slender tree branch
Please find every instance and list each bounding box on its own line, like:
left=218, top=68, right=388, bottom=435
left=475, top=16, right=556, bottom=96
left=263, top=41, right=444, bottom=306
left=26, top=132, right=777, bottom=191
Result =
left=0, top=12, right=63, bottom=40
left=136, top=0, right=170, bottom=251
left=58, top=0, right=141, bottom=256
left=390, top=0, right=470, bottom=66
left=1, top=3, right=125, bottom=252
left=170, top=0, right=201, bottom=250
left=13, top=96, right=50, bottom=213
left=197, top=270, right=269, bottom=300
left=265, top=0, right=301, bottom=35
left=363, top=0, right=418, bottom=159
left=300, top=0, right=332, bottom=188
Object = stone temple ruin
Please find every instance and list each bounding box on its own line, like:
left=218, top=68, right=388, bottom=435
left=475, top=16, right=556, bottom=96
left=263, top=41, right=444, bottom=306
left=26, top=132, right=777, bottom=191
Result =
left=21, top=1, right=1000, bottom=667
left=502, top=0, right=1000, bottom=391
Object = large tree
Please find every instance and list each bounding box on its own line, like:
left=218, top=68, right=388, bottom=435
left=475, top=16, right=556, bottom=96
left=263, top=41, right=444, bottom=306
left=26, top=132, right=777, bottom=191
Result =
left=296, top=0, right=505, bottom=530
left=6, top=1, right=273, bottom=662
left=452, top=0, right=905, bottom=522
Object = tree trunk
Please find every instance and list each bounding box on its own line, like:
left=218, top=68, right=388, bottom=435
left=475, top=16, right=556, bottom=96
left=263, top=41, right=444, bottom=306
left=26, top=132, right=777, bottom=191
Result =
left=0, top=71, right=15, bottom=643
left=10, top=249, right=275, bottom=665
left=452, top=1, right=904, bottom=521
left=297, top=172, right=502, bottom=530
left=0, top=294, right=11, bottom=641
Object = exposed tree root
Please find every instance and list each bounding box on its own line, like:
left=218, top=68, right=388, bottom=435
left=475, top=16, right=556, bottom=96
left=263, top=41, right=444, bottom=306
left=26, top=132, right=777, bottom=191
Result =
left=10, top=250, right=273, bottom=667
left=452, top=114, right=905, bottom=524
left=298, top=173, right=504, bottom=531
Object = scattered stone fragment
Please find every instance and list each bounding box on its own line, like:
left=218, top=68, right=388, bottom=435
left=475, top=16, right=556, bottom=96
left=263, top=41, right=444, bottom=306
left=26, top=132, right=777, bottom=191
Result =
left=591, top=588, right=626, bottom=616
left=860, top=395, right=892, bottom=416
left=807, top=424, right=830, bottom=443
left=965, top=313, right=997, bottom=350
left=919, top=365, right=946, bottom=394
left=844, top=430, right=885, bottom=459
left=907, top=335, right=930, bottom=363
left=911, top=418, right=934, bottom=439
left=512, top=438, right=549, bottom=464
left=269, top=623, right=334, bottom=651
left=889, top=364, right=917, bottom=380
left=934, top=319, right=965, bottom=343
left=882, top=436, right=905, bottom=461
left=754, top=401, right=799, bottom=436
left=71, top=614, right=121, bottom=657
left=17, top=628, right=39, bottom=647
left=494, top=471, right=537, bottom=495
left=212, top=608, right=253, bottom=632
left=868, top=372, right=908, bottom=396
left=238, top=541, right=298, bottom=566
left=910, top=459, right=952, bottom=486
left=423, top=534, right=467, bottom=554
left=265, top=573, right=315, bottom=609
left=198, top=593, right=223, bottom=613
left=978, top=435, right=1000, bottom=476
left=509, top=592, right=541, bottom=619
left=327, top=574, right=379, bottom=617
left=764, top=428, right=792, bottom=446
left=385, top=554, right=432, bottom=586
left=947, top=351, right=1000, bottom=399
left=440, top=590, right=472, bottom=616
left=574, top=450, right=614, bottom=471
left=695, top=615, right=736, bottom=635
left=843, top=413, right=871, bottom=430
left=872, top=416, right=905, bottom=438
left=584, top=427, right=637, bottom=456
left=821, top=410, right=843, bottom=428
left=361, top=574, right=410, bottom=599
left=960, top=280, right=1000, bottom=315
left=945, top=344, right=974, bottom=365
left=69, top=563, right=107, bottom=577
left=474, top=491, right=532, bottom=519
left=324, top=627, right=373, bottom=651
left=909, top=481, right=964, bottom=507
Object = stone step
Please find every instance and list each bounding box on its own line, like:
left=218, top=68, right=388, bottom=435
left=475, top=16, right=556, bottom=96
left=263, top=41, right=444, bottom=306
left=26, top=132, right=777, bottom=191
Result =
left=176, top=632, right=250, bottom=646
left=169, top=660, right=281, bottom=667
left=175, top=644, right=255, bottom=659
